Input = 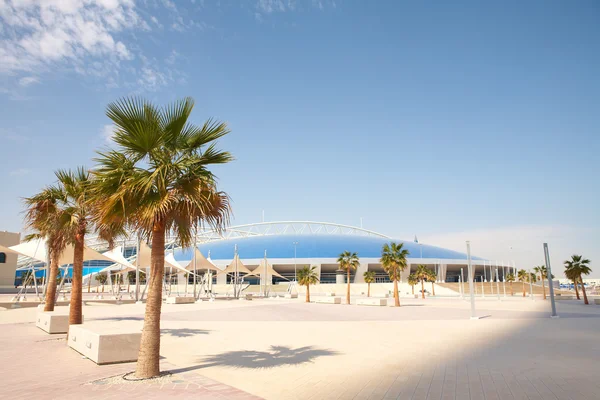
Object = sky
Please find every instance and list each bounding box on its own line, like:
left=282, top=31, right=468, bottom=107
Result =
left=1, top=0, right=599, bottom=276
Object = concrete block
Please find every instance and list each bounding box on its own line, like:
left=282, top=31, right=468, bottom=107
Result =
left=555, top=295, right=574, bottom=300
left=313, top=297, right=342, bottom=304
left=284, top=293, right=298, bottom=299
left=36, top=311, right=84, bottom=334
left=245, top=293, right=253, bottom=300
left=165, top=296, right=195, bottom=304
left=357, top=298, right=387, bottom=306
left=324, top=292, right=336, bottom=297
left=68, top=323, right=141, bottom=365
left=593, top=299, right=600, bottom=305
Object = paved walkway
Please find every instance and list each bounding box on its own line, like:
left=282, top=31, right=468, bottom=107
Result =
left=1, top=296, right=600, bottom=399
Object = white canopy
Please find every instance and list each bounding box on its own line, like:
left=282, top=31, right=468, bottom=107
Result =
left=134, top=241, right=152, bottom=268
left=165, top=253, right=190, bottom=274
left=250, top=259, right=286, bottom=279
left=96, top=246, right=136, bottom=273
left=183, top=248, right=219, bottom=271
left=218, top=254, right=252, bottom=275
left=6, top=238, right=113, bottom=266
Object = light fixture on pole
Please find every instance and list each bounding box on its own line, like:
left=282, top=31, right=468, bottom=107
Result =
left=293, top=241, right=298, bottom=282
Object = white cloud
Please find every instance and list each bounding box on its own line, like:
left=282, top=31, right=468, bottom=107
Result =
left=10, top=168, right=31, bottom=176
left=422, top=225, right=600, bottom=278
left=100, top=124, right=114, bottom=142
left=18, top=76, right=39, bottom=86
left=137, top=66, right=167, bottom=91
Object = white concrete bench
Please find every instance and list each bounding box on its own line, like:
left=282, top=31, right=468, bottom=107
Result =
left=36, top=311, right=83, bottom=334
left=165, top=296, right=195, bottom=304
left=323, top=292, right=336, bottom=297
left=555, top=295, right=574, bottom=300
left=356, top=298, right=387, bottom=306
left=68, top=323, right=141, bottom=365
left=594, top=299, right=600, bottom=305
left=284, top=293, right=298, bottom=299
left=313, top=297, right=341, bottom=304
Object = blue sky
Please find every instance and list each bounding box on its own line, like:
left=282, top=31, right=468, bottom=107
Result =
left=1, top=0, right=599, bottom=275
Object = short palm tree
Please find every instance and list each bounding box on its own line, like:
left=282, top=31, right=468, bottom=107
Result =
left=427, top=269, right=437, bottom=296
left=363, top=271, right=376, bottom=297
left=565, top=255, right=592, bottom=305
left=517, top=269, right=528, bottom=297
left=533, top=265, right=551, bottom=300
left=337, top=251, right=359, bottom=305
left=91, top=97, right=232, bottom=378
left=23, top=187, right=68, bottom=312
left=408, top=274, right=418, bottom=295
left=505, top=273, right=515, bottom=296
left=297, top=266, right=319, bottom=302
left=380, top=242, right=409, bottom=307
left=414, top=265, right=429, bottom=299
left=95, top=274, right=107, bottom=292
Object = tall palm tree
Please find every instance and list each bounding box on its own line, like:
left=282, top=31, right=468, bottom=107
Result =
left=533, top=265, right=550, bottom=300
left=427, top=269, right=437, bottom=296
left=505, top=273, right=515, bottom=296
left=297, top=266, right=319, bottom=303
left=380, top=242, right=409, bottom=307
left=91, top=97, right=232, bottom=378
left=363, top=271, right=376, bottom=297
left=23, top=187, right=68, bottom=312
left=565, top=255, right=592, bottom=305
left=517, top=269, right=528, bottom=297
left=408, top=274, right=418, bottom=295
left=337, top=251, right=359, bottom=305
left=414, top=265, right=429, bottom=299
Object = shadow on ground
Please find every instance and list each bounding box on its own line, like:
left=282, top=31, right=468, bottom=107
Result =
left=169, top=345, right=339, bottom=373
left=161, top=328, right=210, bottom=338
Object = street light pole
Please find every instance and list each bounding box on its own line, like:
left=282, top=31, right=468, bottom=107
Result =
left=543, top=243, right=558, bottom=318
left=466, top=241, right=477, bottom=319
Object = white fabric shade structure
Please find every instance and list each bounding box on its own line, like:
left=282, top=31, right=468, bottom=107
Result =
left=165, top=253, right=190, bottom=274
left=182, top=248, right=220, bottom=272
left=96, top=246, right=137, bottom=273
left=3, top=238, right=114, bottom=266
left=218, top=254, right=252, bottom=275
left=249, top=259, right=287, bottom=280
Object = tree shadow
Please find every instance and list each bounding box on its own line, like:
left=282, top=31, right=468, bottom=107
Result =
left=161, top=328, right=211, bottom=338
left=91, top=316, right=144, bottom=321
left=184, top=345, right=339, bottom=370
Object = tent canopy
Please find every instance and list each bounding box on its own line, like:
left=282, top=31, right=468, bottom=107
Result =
left=218, top=255, right=252, bottom=275
left=182, top=248, right=219, bottom=271
left=249, top=259, right=286, bottom=279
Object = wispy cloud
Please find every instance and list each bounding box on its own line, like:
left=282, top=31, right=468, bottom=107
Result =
left=100, top=124, right=114, bottom=143
left=9, top=168, right=31, bottom=177
left=18, top=76, right=40, bottom=87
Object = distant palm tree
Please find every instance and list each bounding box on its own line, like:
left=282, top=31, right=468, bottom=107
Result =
left=414, top=265, right=429, bottom=299
left=408, top=274, right=418, bottom=295
left=95, top=274, right=107, bottom=292
left=505, top=273, right=515, bottom=296
left=517, top=269, right=528, bottom=297
left=23, top=187, right=69, bottom=311
left=297, top=266, right=319, bottom=303
left=565, top=255, right=592, bottom=305
left=337, top=251, right=360, bottom=305
left=380, top=242, right=409, bottom=307
left=564, top=267, right=581, bottom=300
left=427, top=269, right=437, bottom=296
left=533, top=265, right=552, bottom=300
left=363, top=271, right=376, bottom=297
left=91, top=97, right=232, bottom=378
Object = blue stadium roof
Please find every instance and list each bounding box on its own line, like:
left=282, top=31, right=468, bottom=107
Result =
left=174, top=234, right=483, bottom=261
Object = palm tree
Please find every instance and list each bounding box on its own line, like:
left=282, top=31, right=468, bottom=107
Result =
left=91, top=97, right=232, bottom=379
left=337, top=251, right=360, bottom=305
left=565, top=255, right=592, bottom=305
left=427, top=269, right=437, bottom=296
left=95, top=274, right=107, bottom=292
left=363, top=271, right=376, bottom=297
left=414, top=265, right=429, bottom=299
left=564, top=267, right=580, bottom=300
left=408, top=274, right=418, bottom=295
left=23, top=187, right=68, bottom=312
left=533, top=265, right=551, bottom=300
left=380, top=242, right=409, bottom=307
left=505, top=273, right=515, bottom=296
left=297, top=266, right=319, bottom=302
left=517, top=269, right=528, bottom=297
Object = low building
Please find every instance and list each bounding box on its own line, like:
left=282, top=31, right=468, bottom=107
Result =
left=0, top=231, right=21, bottom=289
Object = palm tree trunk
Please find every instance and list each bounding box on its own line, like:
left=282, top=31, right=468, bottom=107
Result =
left=510, top=281, right=513, bottom=296
left=393, top=279, right=400, bottom=306
left=69, top=229, right=85, bottom=325
left=368, top=282, right=371, bottom=297
left=573, top=279, right=580, bottom=299
left=541, top=276, right=546, bottom=300
left=420, top=279, right=425, bottom=299
left=44, top=251, right=60, bottom=312
left=580, top=277, right=589, bottom=305
left=522, top=282, right=526, bottom=297
left=346, top=269, right=350, bottom=305
left=306, top=284, right=310, bottom=303
left=136, top=221, right=166, bottom=379
left=411, top=284, right=414, bottom=295
left=431, top=282, right=435, bottom=296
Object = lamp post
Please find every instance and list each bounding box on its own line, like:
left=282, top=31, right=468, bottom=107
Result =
left=543, top=243, right=558, bottom=318
left=293, top=241, right=298, bottom=282
left=466, top=241, right=477, bottom=319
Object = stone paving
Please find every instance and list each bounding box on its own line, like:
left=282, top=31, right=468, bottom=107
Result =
left=1, top=295, right=600, bottom=399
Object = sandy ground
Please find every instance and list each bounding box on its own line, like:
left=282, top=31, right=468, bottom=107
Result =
left=1, top=295, right=600, bottom=399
